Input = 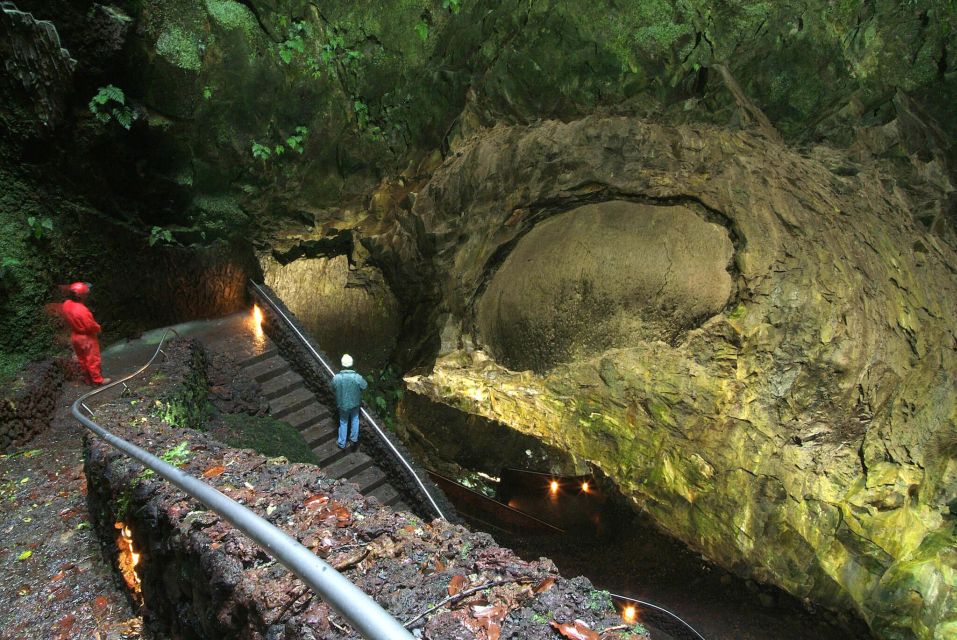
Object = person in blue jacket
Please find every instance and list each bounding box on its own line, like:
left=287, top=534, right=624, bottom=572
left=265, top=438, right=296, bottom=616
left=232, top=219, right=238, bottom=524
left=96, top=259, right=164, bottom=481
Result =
left=331, top=353, right=368, bottom=449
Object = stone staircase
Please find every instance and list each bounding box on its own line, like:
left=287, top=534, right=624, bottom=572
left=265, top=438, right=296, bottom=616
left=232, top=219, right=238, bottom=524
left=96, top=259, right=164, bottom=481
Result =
left=238, top=347, right=410, bottom=513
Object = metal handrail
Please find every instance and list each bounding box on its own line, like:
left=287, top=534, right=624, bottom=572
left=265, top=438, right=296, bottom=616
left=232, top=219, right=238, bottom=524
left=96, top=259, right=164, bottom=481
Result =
left=249, top=280, right=448, bottom=521
left=610, top=592, right=708, bottom=640
left=72, top=330, right=414, bottom=640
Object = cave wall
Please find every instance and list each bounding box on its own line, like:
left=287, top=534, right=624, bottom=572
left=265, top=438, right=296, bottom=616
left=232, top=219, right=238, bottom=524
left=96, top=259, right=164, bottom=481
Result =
left=405, top=116, right=957, bottom=640
left=3, top=0, right=956, bottom=376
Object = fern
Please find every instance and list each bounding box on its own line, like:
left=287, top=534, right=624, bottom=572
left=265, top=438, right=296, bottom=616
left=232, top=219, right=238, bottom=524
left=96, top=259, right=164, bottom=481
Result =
left=89, top=85, right=134, bottom=130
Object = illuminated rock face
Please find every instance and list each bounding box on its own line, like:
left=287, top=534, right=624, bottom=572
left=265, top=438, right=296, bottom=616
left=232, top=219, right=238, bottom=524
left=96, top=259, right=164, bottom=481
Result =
left=260, top=254, right=400, bottom=369
left=476, top=201, right=734, bottom=372
left=405, top=117, right=957, bottom=639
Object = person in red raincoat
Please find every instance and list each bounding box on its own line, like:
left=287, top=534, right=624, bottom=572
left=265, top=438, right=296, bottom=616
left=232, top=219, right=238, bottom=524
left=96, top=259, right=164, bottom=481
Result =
left=61, top=282, right=108, bottom=385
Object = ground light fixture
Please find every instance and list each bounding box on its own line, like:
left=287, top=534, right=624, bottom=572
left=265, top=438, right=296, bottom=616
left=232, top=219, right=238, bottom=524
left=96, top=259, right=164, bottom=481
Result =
left=581, top=481, right=590, bottom=493
left=622, top=604, right=637, bottom=624
left=550, top=480, right=559, bottom=494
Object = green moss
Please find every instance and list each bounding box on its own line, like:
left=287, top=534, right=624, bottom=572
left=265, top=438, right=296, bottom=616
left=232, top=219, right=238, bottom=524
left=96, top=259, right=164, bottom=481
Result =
left=204, top=0, right=256, bottom=37
left=213, top=413, right=318, bottom=464
left=156, top=25, right=203, bottom=71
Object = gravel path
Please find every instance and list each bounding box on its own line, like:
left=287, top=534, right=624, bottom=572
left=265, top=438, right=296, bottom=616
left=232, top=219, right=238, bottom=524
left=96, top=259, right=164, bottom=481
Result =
left=0, top=380, right=147, bottom=640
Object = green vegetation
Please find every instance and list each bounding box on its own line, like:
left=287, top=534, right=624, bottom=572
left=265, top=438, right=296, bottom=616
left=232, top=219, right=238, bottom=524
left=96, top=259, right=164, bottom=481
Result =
left=117, top=441, right=192, bottom=517
left=25, top=216, right=54, bottom=240
left=156, top=25, right=203, bottom=71
left=148, top=226, right=178, bottom=246
left=365, top=366, right=404, bottom=430
left=213, top=413, right=318, bottom=464
left=204, top=0, right=256, bottom=37
left=88, top=85, right=134, bottom=129
left=250, top=126, right=309, bottom=162
left=585, top=589, right=612, bottom=611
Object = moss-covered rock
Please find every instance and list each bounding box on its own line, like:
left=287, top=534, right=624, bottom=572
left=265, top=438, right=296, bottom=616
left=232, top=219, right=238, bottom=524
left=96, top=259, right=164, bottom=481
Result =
left=405, top=116, right=957, bottom=639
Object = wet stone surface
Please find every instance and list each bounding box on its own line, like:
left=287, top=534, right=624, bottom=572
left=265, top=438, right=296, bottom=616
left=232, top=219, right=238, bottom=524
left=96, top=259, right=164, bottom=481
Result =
left=0, top=381, right=146, bottom=640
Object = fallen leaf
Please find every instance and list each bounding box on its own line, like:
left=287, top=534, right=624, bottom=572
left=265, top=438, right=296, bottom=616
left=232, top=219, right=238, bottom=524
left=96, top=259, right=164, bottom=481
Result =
left=17, top=584, right=30, bottom=596
left=55, top=613, right=75, bottom=640
left=94, top=595, right=109, bottom=610
left=331, top=502, right=351, bottom=527
left=433, top=559, right=446, bottom=572
left=202, top=465, right=225, bottom=478
left=16, top=550, right=32, bottom=561
left=448, top=574, right=468, bottom=596
left=534, top=577, right=556, bottom=593
left=550, top=619, right=600, bottom=640
left=487, top=622, right=501, bottom=640
left=471, top=604, right=506, bottom=622
left=304, top=494, right=329, bottom=509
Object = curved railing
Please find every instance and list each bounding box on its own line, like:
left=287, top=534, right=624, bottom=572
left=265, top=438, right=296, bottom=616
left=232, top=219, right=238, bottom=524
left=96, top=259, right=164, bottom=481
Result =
left=71, top=330, right=414, bottom=640
left=610, top=593, right=708, bottom=640
left=249, top=280, right=448, bottom=521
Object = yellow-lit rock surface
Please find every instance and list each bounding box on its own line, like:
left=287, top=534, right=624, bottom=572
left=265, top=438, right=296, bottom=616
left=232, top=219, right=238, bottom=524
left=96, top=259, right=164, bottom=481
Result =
left=406, top=117, right=957, bottom=639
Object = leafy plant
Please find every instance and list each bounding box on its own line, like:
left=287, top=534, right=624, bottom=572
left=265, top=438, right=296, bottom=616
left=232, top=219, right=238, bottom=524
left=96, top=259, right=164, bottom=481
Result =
left=414, top=20, right=429, bottom=41
left=364, top=365, right=405, bottom=430
left=88, top=85, right=134, bottom=129
left=443, top=0, right=463, bottom=13
left=286, top=126, right=308, bottom=154
left=353, top=99, right=384, bottom=141
left=160, top=441, right=191, bottom=466
left=251, top=141, right=272, bottom=160
left=251, top=126, right=309, bottom=164
left=202, top=85, right=213, bottom=100
left=148, top=226, right=177, bottom=246
left=26, top=216, right=53, bottom=240
left=117, top=441, right=191, bottom=518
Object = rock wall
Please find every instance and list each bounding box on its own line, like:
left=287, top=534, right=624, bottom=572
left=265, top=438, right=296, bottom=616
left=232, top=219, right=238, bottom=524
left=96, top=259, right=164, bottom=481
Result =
left=84, top=318, right=648, bottom=640
left=405, top=116, right=957, bottom=640
left=0, top=2, right=75, bottom=134
left=260, top=253, right=401, bottom=370
left=0, top=359, right=63, bottom=452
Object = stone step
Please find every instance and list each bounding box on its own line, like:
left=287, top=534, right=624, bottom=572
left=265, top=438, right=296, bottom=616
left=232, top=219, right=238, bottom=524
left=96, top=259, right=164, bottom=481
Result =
left=283, top=404, right=330, bottom=431
left=261, top=371, right=305, bottom=400
left=269, top=388, right=315, bottom=419
left=301, top=422, right=337, bottom=448
left=368, top=484, right=402, bottom=508
left=324, top=451, right=374, bottom=481
left=239, top=348, right=278, bottom=368
left=347, top=465, right=389, bottom=494
left=313, top=438, right=350, bottom=468
left=245, top=356, right=288, bottom=383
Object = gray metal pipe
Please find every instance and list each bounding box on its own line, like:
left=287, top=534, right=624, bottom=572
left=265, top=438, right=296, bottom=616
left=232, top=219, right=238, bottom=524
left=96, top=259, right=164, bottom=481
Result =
left=72, top=332, right=414, bottom=640
left=249, top=280, right=448, bottom=521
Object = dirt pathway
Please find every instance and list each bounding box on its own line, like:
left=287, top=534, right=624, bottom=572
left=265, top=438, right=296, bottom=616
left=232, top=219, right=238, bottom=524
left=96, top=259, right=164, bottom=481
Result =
left=0, top=380, right=147, bottom=640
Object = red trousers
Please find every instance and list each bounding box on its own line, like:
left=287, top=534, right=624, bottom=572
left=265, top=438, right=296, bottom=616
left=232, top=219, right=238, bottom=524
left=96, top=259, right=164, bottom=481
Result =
left=71, top=333, right=104, bottom=384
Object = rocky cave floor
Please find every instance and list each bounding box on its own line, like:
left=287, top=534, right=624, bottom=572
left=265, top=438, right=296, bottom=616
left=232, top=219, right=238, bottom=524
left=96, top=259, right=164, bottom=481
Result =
left=0, top=379, right=147, bottom=640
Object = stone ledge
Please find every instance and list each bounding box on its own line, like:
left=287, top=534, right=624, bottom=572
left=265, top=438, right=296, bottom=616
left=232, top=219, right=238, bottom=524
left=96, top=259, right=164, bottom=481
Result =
left=0, top=359, right=63, bottom=452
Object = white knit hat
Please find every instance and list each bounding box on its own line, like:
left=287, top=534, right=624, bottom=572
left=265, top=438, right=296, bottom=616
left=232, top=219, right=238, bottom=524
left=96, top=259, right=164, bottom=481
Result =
left=341, top=354, right=353, bottom=368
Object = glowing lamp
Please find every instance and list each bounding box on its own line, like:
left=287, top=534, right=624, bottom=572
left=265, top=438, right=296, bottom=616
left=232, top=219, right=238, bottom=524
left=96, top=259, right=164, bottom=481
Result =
left=622, top=605, right=637, bottom=623
left=253, top=304, right=264, bottom=327
left=581, top=481, right=590, bottom=493
left=549, top=480, right=559, bottom=494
